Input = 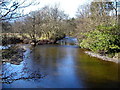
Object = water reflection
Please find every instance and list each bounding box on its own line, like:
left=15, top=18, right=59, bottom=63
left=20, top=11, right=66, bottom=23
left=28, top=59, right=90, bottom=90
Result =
left=0, top=45, right=11, bottom=50
left=2, top=45, right=119, bottom=88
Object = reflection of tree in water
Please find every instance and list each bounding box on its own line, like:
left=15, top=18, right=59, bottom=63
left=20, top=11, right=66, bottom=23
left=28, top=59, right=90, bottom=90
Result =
left=2, top=46, right=46, bottom=84
left=2, top=45, right=25, bottom=65
left=2, top=62, right=46, bottom=84
left=31, top=46, right=67, bottom=67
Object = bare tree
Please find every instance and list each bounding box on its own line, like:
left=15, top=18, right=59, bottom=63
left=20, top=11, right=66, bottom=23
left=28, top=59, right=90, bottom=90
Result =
left=0, top=0, right=39, bottom=21
left=11, top=4, right=75, bottom=45
left=75, top=1, right=117, bottom=39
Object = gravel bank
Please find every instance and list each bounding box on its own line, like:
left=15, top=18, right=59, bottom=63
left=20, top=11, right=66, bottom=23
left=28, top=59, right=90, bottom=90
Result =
left=85, top=51, right=119, bottom=63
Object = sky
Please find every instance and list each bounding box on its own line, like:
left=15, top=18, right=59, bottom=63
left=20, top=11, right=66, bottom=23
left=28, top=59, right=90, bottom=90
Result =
left=24, top=0, right=93, bottom=18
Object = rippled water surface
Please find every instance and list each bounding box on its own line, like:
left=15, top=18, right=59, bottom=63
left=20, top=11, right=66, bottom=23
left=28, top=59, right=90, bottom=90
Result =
left=2, top=45, right=119, bottom=88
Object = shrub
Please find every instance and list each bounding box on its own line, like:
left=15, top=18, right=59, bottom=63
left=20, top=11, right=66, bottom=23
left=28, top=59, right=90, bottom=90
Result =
left=80, top=25, right=120, bottom=54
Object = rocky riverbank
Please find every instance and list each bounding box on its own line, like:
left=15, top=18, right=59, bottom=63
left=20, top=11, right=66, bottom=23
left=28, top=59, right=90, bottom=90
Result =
left=2, top=45, right=26, bottom=65
left=85, top=51, right=119, bottom=63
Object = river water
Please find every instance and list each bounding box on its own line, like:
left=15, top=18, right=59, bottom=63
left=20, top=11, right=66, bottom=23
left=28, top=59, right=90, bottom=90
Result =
left=2, top=45, right=119, bottom=88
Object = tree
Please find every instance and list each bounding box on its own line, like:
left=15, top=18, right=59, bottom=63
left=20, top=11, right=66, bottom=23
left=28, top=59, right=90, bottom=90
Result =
left=76, top=1, right=120, bottom=57
left=10, top=4, right=78, bottom=45
left=65, top=18, right=77, bottom=37
left=0, top=0, right=39, bottom=21
left=76, top=1, right=117, bottom=40
left=2, top=21, right=12, bottom=33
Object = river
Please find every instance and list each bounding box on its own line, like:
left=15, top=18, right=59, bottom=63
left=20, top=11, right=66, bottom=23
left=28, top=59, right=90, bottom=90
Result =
left=2, top=44, right=119, bottom=88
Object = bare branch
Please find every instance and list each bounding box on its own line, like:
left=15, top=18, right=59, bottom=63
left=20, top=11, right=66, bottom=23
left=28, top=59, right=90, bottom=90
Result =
left=0, top=0, right=40, bottom=21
